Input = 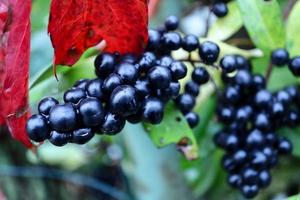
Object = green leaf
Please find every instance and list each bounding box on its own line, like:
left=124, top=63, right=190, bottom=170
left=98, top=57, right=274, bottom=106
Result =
left=143, top=102, right=198, bottom=160
left=286, top=194, right=300, bottom=200
left=208, top=1, right=243, bottom=41
left=286, top=1, right=300, bottom=56
left=237, top=0, right=285, bottom=52
left=281, top=127, right=300, bottom=157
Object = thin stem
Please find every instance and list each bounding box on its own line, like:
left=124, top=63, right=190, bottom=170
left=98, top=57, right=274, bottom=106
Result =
left=204, top=8, right=211, bottom=37
left=265, top=62, right=273, bottom=83
left=283, top=0, right=297, bottom=21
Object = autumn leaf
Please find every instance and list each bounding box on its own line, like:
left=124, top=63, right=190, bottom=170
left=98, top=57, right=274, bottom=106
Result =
left=48, top=0, right=149, bottom=66
left=0, top=0, right=32, bottom=148
left=148, top=0, right=160, bottom=18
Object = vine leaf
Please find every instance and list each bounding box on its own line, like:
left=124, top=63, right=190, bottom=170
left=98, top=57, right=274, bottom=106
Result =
left=237, top=0, right=285, bottom=52
left=286, top=1, right=300, bottom=56
left=48, top=0, right=148, bottom=66
left=143, top=102, right=198, bottom=160
left=208, top=1, right=243, bottom=41
left=0, top=0, right=32, bottom=147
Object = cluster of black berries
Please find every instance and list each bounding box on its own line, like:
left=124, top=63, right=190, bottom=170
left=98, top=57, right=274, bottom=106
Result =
left=27, top=16, right=213, bottom=146
left=214, top=53, right=297, bottom=198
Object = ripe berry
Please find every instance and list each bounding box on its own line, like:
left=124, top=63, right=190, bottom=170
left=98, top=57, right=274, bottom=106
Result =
left=162, top=32, right=182, bottom=50
left=26, top=114, right=50, bottom=142
left=217, top=106, right=235, bottom=123
left=285, top=86, right=298, bottom=101
left=184, top=112, right=199, bottom=128
left=71, top=128, right=94, bottom=144
left=161, top=81, right=180, bottom=98
left=227, top=174, right=242, bottom=188
left=38, top=97, right=59, bottom=116
left=254, top=112, right=270, bottom=131
left=220, top=55, right=237, bottom=73
left=134, top=79, right=151, bottom=97
left=159, top=56, right=174, bottom=68
left=110, top=85, right=141, bottom=117
left=277, top=137, right=293, bottom=154
left=235, top=70, right=252, bottom=88
left=232, top=149, right=247, bottom=165
left=49, top=103, right=77, bottom=132
left=236, top=55, right=251, bottom=71
left=254, top=89, right=272, bottom=108
left=212, top=2, right=228, bottom=18
left=192, top=67, right=210, bottom=84
left=289, top=57, right=300, bottom=76
left=182, top=34, right=199, bottom=52
left=287, top=110, right=300, bottom=127
left=115, top=62, right=138, bottom=84
left=49, top=131, right=72, bottom=147
left=224, top=133, right=239, bottom=152
left=121, top=54, right=137, bottom=64
left=240, top=184, right=259, bottom=199
left=148, top=66, right=172, bottom=89
left=142, top=97, right=164, bottom=124
left=222, top=155, right=236, bottom=172
left=276, top=90, right=291, bottom=105
left=175, top=93, right=195, bottom=113
left=199, top=41, right=220, bottom=64
left=102, top=73, right=123, bottom=94
left=86, top=79, right=106, bottom=100
left=242, top=168, right=258, bottom=184
left=223, top=86, right=240, bottom=104
left=147, top=29, right=161, bottom=50
left=79, top=98, right=105, bottom=127
left=251, top=151, right=268, bottom=169
left=63, top=88, right=86, bottom=104
left=138, top=52, right=156, bottom=72
left=164, top=15, right=179, bottom=31
left=100, top=113, right=126, bottom=135
left=251, top=74, right=266, bottom=91
left=94, top=53, right=116, bottom=78
left=246, top=129, right=265, bottom=149
left=169, top=61, right=187, bottom=80
left=185, top=81, right=200, bottom=96
left=258, top=170, right=271, bottom=188
left=271, top=48, right=289, bottom=66
left=236, top=106, right=252, bottom=123
left=73, top=79, right=89, bottom=89
left=270, top=102, right=285, bottom=118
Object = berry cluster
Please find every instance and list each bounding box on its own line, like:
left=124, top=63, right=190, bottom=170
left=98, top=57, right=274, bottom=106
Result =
left=26, top=16, right=211, bottom=146
left=214, top=53, right=296, bottom=198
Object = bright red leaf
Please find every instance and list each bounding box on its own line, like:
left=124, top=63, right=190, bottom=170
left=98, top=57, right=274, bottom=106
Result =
left=148, top=0, right=160, bottom=18
left=0, top=0, right=32, bottom=148
left=48, top=0, right=149, bottom=66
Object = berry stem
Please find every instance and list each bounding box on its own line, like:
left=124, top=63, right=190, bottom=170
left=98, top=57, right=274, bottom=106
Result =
left=265, top=62, right=273, bottom=84
left=204, top=9, right=211, bottom=37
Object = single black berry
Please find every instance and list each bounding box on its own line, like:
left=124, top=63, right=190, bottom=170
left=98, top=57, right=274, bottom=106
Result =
left=271, top=48, right=289, bottom=66
left=86, top=79, right=106, bottom=100
left=94, top=53, right=116, bottom=78
left=71, top=128, right=94, bottom=144
left=182, top=34, right=199, bottom=52
left=192, top=67, right=210, bottom=84
left=184, top=112, right=199, bottom=128
left=115, top=62, right=138, bottom=84
left=38, top=97, right=59, bottom=116
left=199, top=41, right=220, bottom=64
left=289, top=57, right=300, bottom=76
left=220, top=55, right=237, bottom=73
left=162, top=32, right=182, bottom=51
left=148, top=66, right=172, bottom=89
left=185, top=81, right=200, bottom=97
left=49, top=103, right=77, bottom=132
left=79, top=98, right=105, bottom=127
left=26, top=114, right=50, bottom=142
left=63, top=88, right=86, bottom=105
left=49, top=131, right=72, bottom=147
left=102, top=73, right=123, bottom=94
left=164, top=15, right=179, bottom=31
left=212, top=2, right=228, bottom=18
left=142, top=97, right=164, bottom=124
left=100, top=113, right=126, bottom=135
left=175, top=93, right=195, bottom=113
left=169, top=61, right=187, bottom=80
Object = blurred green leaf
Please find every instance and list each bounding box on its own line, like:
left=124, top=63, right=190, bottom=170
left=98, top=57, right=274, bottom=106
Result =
left=237, top=0, right=285, bottom=52
left=286, top=194, right=300, bottom=200
left=144, top=102, right=198, bottom=160
left=281, top=127, right=300, bottom=157
left=208, top=1, right=243, bottom=41
left=286, top=1, right=300, bottom=56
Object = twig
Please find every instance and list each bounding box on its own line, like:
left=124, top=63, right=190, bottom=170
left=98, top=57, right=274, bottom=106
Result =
left=0, top=165, right=131, bottom=200
left=204, top=8, right=211, bottom=37
left=283, top=0, right=297, bottom=21
left=265, top=62, right=273, bottom=84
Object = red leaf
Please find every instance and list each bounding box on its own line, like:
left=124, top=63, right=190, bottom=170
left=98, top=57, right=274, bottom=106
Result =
left=0, top=0, right=32, bottom=147
left=48, top=0, right=149, bottom=66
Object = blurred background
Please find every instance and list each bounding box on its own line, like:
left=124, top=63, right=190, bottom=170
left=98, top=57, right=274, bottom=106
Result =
left=1, top=0, right=300, bottom=199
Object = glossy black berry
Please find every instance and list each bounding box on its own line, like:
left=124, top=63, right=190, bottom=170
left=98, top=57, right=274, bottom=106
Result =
left=251, top=74, right=266, bottom=91
left=110, top=85, right=141, bottom=117
left=224, top=133, right=239, bottom=152
left=212, top=2, right=228, bottom=18
left=251, top=150, right=268, bottom=169
left=138, top=52, right=157, bottom=72
left=192, top=67, right=210, bottom=84
left=49, top=131, right=72, bottom=147
left=165, top=15, right=179, bottom=31
left=258, top=170, right=271, bottom=188
left=185, top=81, right=200, bottom=96
left=79, top=98, right=105, bottom=127
left=271, top=48, right=289, bottom=66
left=254, top=89, right=272, bottom=108
left=148, top=66, right=172, bottom=89
left=222, top=155, right=236, bottom=172
left=227, top=174, right=242, bottom=188
left=223, top=86, right=240, bottom=104
left=277, top=137, right=293, bottom=154
left=86, top=79, right=106, bottom=100
left=242, top=168, right=258, bottom=184
left=73, top=79, right=89, bottom=89
left=49, top=103, right=77, bottom=132
left=182, top=34, right=199, bottom=52
left=254, top=112, right=270, bottom=131
left=94, top=53, right=116, bottom=78
left=121, top=54, right=137, bottom=64
left=161, top=81, right=180, bottom=98
left=185, top=112, right=199, bottom=128
left=175, top=93, right=195, bottom=113
left=63, top=88, right=86, bottom=104
left=71, top=128, right=94, bottom=144
left=100, top=113, right=126, bottom=135
left=270, top=102, right=285, bottom=118
left=102, top=73, right=123, bottom=94
left=235, top=70, right=252, bottom=88
left=147, top=29, right=161, bottom=50
left=38, top=97, right=59, bottom=116
left=289, top=57, right=300, bottom=76
left=115, top=62, right=138, bottom=84
left=142, top=97, right=164, bottom=124
left=220, top=55, right=237, bottom=73
left=26, top=114, right=50, bottom=142
left=169, top=61, right=187, bottom=80
left=246, top=129, right=265, bottom=149
left=134, top=79, right=151, bottom=97
left=199, top=41, right=220, bottom=64
left=287, top=110, right=300, bottom=127
left=236, top=55, right=251, bottom=71
left=162, top=32, right=182, bottom=51
left=285, top=86, right=298, bottom=101
left=236, top=106, right=252, bottom=123
left=276, top=90, right=291, bottom=105
left=241, top=184, right=259, bottom=199
left=232, top=149, right=247, bottom=165
left=217, top=106, right=235, bottom=123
